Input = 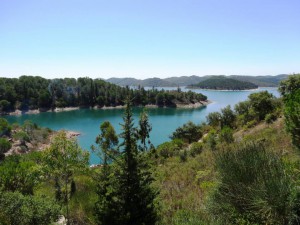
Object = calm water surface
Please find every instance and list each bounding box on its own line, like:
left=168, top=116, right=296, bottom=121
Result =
left=5, top=87, right=279, bottom=164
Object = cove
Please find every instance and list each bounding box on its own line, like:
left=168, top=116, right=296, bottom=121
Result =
left=5, top=87, right=279, bottom=164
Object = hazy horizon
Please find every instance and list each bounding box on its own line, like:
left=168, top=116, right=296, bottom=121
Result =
left=1, top=0, right=300, bottom=79
left=0, top=73, right=291, bottom=80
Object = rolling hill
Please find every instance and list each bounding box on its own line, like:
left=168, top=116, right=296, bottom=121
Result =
left=106, top=74, right=289, bottom=87
left=186, top=76, right=258, bottom=90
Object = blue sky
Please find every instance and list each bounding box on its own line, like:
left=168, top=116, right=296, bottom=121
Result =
left=1, top=0, right=300, bottom=79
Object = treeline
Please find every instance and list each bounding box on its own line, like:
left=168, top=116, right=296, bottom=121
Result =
left=0, top=76, right=207, bottom=113
left=187, top=76, right=258, bottom=90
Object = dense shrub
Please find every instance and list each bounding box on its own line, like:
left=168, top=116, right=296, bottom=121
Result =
left=209, top=142, right=299, bottom=224
left=0, top=191, right=60, bottom=225
left=189, top=142, right=203, bottom=157
left=219, top=127, right=234, bottom=144
left=170, top=121, right=203, bottom=144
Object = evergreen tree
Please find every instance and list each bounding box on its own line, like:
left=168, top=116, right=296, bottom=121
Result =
left=138, top=108, right=152, bottom=151
left=93, top=121, right=120, bottom=225
left=95, top=97, right=157, bottom=225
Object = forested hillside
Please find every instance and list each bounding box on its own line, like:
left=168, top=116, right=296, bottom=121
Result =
left=187, top=76, right=258, bottom=90
left=0, top=76, right=207, bottom=114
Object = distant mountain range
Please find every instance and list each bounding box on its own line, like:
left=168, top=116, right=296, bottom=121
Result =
left=106, top=74, right=289, bottom=87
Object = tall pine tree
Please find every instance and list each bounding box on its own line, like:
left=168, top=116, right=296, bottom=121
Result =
left=95, top=97, right=157, bottom=225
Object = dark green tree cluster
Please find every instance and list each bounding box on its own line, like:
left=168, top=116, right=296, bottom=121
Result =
left=279, top=74, right=300, bottom=149
left=187, top=76, right=258, bottom=90
left=94, top=99, right=157, bottom=225
left=206, top=91, right=280, bottom=130
left=0, top=76, right=207, bottom=113
left=0, top=153, right=61, bottom=225
left=170, top=121, right=203, bottom=144
left=0, top=191, right=60, bottom=225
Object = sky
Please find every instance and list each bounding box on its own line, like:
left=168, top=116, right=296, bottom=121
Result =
left=1, top=0, right=300, bottom=79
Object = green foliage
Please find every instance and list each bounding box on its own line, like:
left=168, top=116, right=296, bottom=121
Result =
left=0, top=138, right=11, bottom=159
left=0, top=155, right=41, bottom=195
left=188, top=76, right=258, bottom=90
left=209, top=142, right=299, bottom=224
left=93, top=121, right=119, bottom=164
left=179, top=149, right=188, bottom=162
left=13, top=130, right=30, bottom=143
left=43, top=131, right=89, bottom=223
left=0, top=118, right=11, bottom=137
left=189, top=142, right=203, bottom=157
left=0, top=99, right=11, bottom=112
left=0, top=191, right=60, bottom=225
left=138, top=108, right=152, bottom=150
left=206, top=129, right=217, bottom=151
left=157, top=139, right=185, bottom=159
left=95, top=98, right=157, bottom=225
left=170, top=121, right=203, bottom=144
left=279, top=74, right=300, bottom=149
left=265, top=113, right=277, bottom=124
left=219, top=126, right=234, bottom=144
left=248, top=91, right=276, bottom=121
left=206, top=112, right=222, bottom=127
left=220, top=105, right=236, bottom=128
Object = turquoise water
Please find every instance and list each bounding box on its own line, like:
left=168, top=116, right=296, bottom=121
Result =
left=4, top=87, right=279, bottom=164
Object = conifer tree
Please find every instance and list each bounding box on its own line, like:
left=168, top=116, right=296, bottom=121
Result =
left=95, top=97, right=157, bottom=225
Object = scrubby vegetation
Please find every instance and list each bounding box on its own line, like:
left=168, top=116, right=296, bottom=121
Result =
left=0, top=119, right=52, bottom=161
left=1, top=74, right=300, bottom=224
left=0, top=76, right=207, bottom=114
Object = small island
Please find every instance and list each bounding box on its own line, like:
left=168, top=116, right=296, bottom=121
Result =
left=186, top=76, right=258, bottom=90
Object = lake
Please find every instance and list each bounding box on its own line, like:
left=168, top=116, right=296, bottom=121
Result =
left=5, top=87, right=279, bottom=164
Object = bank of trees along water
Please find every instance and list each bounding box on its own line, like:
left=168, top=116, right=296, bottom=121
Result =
left=1, top=74, right=300, bottom=224
left=0, top=76, right=207, bottom=113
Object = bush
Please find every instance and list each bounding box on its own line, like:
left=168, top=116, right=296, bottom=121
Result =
left=265, top=113, right=277, bottom=124
left=209, top=142, right=299, bottom=224
left=219, top=127, right=234, bottom=144
left=0, top=138, right=11, bottom=160
left=170, top=121, right=203, bottom=144
left=156, top=139, right=186, bottom=160
left=0, top=191, right=60, bottom=225
left=206, top=129, right=217, bottom=151
left=13, top=131, right=30, bottom=143
left=0, top=118, right=11, bottom=137
left=189, top=142, right=203, bottom=157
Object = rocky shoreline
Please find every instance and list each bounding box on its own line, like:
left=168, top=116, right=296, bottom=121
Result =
left=6, top=107, right=80, bottom=116
left=4, top=130, right=81, bottom=157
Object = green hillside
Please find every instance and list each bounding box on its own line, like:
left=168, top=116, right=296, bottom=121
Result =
left=187, top=76, right=258, bottom=90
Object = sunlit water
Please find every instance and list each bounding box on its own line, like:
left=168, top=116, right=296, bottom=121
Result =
left=5, top=87, right=279, bottom=164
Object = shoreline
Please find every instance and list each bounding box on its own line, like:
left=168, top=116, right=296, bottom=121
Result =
left=4, top=101, right=210, bottom=116
left=186, top=87, right=260, bottom=92
left=4, top=129, right=81, bottom=157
